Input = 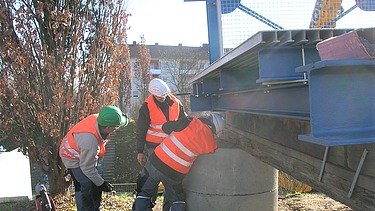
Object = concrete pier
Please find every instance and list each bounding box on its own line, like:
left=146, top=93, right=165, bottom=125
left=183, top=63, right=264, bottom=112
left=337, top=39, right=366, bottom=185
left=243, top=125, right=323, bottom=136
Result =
left=184, top=148, right=278, bottom=211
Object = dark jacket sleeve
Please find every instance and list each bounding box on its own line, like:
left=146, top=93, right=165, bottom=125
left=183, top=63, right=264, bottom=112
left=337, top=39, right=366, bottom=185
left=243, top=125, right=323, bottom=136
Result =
left=178, top=102, right=188, bottom=119
left=136, top=103, right=150, bottom=153
left=161, top=100, right=189, bottom=134
left=162, top=117, right=191, bottom=135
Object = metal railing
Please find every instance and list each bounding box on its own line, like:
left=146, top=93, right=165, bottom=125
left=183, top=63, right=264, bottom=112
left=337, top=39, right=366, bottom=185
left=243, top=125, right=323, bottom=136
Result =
left=67, top=183, right=137, bottom=194
left=112, top=183, right=137, bottom=194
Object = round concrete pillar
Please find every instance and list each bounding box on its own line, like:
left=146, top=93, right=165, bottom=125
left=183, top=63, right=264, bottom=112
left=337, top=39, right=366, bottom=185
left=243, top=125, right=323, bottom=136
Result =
left=184, top=148, right=278, bottom=211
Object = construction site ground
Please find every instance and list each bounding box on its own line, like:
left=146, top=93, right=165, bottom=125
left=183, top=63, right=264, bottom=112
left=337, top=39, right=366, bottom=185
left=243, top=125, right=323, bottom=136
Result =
left=0, top=190, right=352, bottom=210
left=151, top=191, right=352, bottom=211
left=277, top=192, right=352, bottom=211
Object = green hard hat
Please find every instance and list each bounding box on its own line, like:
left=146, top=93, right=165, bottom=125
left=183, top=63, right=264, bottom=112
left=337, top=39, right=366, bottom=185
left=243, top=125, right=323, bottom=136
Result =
left=98, top=106, right=128, bottom=127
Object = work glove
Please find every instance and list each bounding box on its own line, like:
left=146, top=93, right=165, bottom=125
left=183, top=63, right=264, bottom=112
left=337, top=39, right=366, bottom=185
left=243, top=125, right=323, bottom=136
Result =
left=100, top=181, right=114, bottom=192
left=137, top=153, right=147, bottom=166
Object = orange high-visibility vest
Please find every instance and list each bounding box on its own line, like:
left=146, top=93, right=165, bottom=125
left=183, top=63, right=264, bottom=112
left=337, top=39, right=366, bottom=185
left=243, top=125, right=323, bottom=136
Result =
left=154, top=118, right=217, bottom=174
left=59, top=114, right=107, bottom=160
left=145, top=94, right=180, bottom=144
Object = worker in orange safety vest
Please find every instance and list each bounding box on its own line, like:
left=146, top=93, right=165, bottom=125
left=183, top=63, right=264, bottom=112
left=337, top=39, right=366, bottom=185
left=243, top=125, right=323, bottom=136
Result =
left=135, top=78, right=187, bottom=210
left=59, top=105, right=128, bottom=211
left=136, top=78, right=187, bottom=165
left=133, top=113, right=225, bottom=211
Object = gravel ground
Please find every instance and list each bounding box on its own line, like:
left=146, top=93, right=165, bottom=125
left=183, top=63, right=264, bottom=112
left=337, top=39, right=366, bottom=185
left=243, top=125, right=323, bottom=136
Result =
left=151, top=192, right=352, bottom=211
left=278, top=192, right=352, bottom=211
left=0, top=191, right=352, bottom=210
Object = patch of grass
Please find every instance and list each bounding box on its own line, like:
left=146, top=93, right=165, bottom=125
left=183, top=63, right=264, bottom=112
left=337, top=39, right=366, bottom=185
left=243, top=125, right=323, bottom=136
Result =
left=54, top=192, right=138, bottom=210
left=0, top=193, right=148, bottom=211
left=0, top=198, right=35, bottom=211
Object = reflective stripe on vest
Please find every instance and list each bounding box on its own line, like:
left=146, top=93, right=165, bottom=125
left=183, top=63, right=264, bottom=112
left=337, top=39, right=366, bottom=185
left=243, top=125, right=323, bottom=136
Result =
left=59, top=114, right=106, bottom=160
left=145, top=94, right=180, bottom=144
left=147, top=130, right=168, bottom=138
left=170, top=134, right=196, bottom=157
left=59, top=137, right=80, bottom=160
left=159, top=142, right=192, bottom=167
left=150, top=124, right=162, bottom=129
left=154, top=118, right=217, bottom=174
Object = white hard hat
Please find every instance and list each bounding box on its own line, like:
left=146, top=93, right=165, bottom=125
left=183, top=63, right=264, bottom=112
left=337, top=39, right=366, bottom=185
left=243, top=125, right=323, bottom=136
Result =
left=148, top=78, right=171, bottom=97
left=211, top=113, right=225, bottom=134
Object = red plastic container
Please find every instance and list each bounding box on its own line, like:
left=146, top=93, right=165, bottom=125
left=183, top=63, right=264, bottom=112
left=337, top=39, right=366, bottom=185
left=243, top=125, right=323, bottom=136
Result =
left=316, top=28, right=375, bottom=60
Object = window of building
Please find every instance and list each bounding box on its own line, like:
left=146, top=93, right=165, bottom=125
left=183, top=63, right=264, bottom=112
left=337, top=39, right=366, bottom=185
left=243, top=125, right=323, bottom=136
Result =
left=150, top=60, right=159, bottom=69
left=179, top=60, right=193, bottom=70
left=199, top=62, right=206, bottom=70
left=132, top=90, right=139, bottom=98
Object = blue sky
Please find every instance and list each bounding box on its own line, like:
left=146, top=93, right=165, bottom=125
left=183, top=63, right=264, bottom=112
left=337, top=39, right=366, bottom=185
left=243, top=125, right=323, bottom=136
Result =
left=126, top=0, right=208, bottom=47
left=125, top=0, right=375, bottom=48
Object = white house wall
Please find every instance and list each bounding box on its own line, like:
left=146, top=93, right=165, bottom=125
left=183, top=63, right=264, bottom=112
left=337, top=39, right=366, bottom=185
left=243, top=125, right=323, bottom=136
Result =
left=0, top=148, right=32, bottom=202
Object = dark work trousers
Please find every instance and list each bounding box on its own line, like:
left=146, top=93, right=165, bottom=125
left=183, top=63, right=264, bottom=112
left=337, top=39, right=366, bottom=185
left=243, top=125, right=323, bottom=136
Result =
left=144, top=147, right=172, bottom=211
left=133, top=161, right=185, bottom=211
left=69, top=168, right=102, bottom=211
left=139, top=146, right=171, bottom=211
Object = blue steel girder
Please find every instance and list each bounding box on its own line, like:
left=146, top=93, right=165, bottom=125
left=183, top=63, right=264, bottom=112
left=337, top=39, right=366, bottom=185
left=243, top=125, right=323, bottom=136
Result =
left=206, top=0, right=223, bottom=63
left=296, top=59, right=375, bottom=146
left=185, top=0, right=223, bottom=63
left=189, top=29, right=353, bottom=120
left=215, top=83, right=310, bottom=119
left=257, top=46, right=321, bottom=84
left=190, top=82, right=310, bottom=120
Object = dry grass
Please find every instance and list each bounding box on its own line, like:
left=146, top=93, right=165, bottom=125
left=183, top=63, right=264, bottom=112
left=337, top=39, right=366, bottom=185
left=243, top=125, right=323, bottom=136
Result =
left=279, top=171, right=312, bottom=193
left=0, top=192, right=350, bottom=211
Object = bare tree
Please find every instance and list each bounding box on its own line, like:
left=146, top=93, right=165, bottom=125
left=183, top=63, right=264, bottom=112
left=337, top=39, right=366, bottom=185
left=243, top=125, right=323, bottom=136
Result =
left=160, top=48, right=208, bottom=113
left=133, top=40, right=151, bottom=103
left=0, top=0, right=130, bottom=194
left=119, top=45, right=132, bottom=114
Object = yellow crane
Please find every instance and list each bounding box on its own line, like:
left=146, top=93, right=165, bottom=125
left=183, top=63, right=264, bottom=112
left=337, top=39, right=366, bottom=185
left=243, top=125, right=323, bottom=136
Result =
left=310, top=0, right=344, bottom=28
